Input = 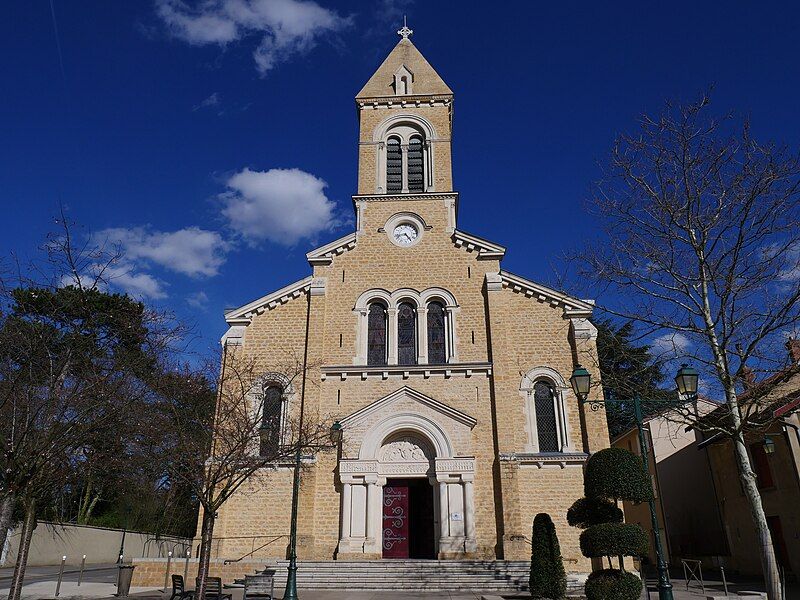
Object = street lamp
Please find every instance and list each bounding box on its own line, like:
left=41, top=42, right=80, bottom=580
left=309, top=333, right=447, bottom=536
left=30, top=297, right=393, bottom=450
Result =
left=283, top=420, right=344, bottom=600
left=570, top=364, right=695, bottom=600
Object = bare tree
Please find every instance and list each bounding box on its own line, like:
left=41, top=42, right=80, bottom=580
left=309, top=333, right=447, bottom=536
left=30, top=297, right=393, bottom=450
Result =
left=157, top=345, right=334, bottom=600
left=0, top=218, right=181, bottom=600
left=577, top=96, right=800, bottom=600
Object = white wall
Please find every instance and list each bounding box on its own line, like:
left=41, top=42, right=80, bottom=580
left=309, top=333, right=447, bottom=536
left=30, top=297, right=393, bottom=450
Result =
left=2, top=522, right=190, bottom=567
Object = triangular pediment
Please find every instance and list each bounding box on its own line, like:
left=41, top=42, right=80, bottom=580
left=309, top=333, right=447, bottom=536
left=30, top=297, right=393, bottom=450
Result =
left=340, top=386, right=476, bottom=429
left=357, top=39, right=452, bottom=99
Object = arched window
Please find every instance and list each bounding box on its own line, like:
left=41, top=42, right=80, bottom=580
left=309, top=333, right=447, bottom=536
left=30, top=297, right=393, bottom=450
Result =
left=427, top=301, right=446, bottom=364
left=397, top=302, right=417, bottom=365
left=367, top=302, right=388, bottom=366
left=407, top=136, right=424, bottom=193
left=533, top=381, right=559, bottom=453
left=260, top=384, right=283, bottom=457
left=386, top=138, right=402, bottom=193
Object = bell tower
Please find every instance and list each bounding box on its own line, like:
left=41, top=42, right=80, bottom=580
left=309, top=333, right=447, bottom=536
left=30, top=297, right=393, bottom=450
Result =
left=355, top=23, right=454, bottom=196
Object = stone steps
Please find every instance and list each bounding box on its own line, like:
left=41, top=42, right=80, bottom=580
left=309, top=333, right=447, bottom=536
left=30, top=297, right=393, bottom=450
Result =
left=235, top=560, right=586, bottom=593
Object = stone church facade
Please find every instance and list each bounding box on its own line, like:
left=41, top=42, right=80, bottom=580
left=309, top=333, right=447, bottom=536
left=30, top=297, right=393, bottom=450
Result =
left=210, top=32, right=609, bottom=571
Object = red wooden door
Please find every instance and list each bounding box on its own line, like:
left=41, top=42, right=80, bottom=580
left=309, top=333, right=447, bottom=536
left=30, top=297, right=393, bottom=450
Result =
left=382, top=486, right=409, bottom=558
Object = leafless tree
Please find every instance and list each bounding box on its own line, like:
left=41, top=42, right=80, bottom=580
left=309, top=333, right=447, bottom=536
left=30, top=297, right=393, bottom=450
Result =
left=577, top=96, right=800, bottom=600
left=157, top=345, right=334, bottom=600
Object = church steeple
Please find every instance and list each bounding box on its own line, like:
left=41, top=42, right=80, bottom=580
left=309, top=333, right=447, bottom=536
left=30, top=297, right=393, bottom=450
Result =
left=356, top=26, right=454, bottom=195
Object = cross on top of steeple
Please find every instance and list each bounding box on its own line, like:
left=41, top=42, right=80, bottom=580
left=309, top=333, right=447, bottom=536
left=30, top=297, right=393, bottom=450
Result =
left=397, top=16, right=413, bottom=40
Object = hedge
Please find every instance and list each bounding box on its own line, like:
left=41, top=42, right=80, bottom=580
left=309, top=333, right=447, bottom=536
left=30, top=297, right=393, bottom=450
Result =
left=579, top=523, right=650, bottom=558
left=567, top=497, right=624, bottom=529
left=529, top=513, right=566, bottom=599
left=584, top=447, right=653, bottom=502
left=585, top=569, right=642, bottom=600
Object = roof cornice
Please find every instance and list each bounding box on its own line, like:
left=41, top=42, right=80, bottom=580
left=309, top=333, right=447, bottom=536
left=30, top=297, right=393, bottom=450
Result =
left=497, top=270, right=594, bottom=314
left=452, top=229, right=506, bottom=260
left=224, top=276, right=312, bottom=324
left=306, top=232, right=357, bottom=266
left=352, top=191, right=458, bottom=203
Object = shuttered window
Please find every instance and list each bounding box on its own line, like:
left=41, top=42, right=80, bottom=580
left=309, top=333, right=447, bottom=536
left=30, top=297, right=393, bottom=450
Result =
left=386, top=138, right=402, bottom=193
left=367, top=303, right=388, bottom=366
left=534, top=381, right=559, bottom=453
left=407, top=136, right=424, bottom=192
left=398, top=302, right=417, bottom=365
left=427, top=301, right=446, bottom=364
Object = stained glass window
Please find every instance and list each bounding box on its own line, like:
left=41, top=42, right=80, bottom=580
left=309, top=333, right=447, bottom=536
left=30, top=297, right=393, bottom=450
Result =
left=367, top=303, right=388, bottom=366
left=534, top=381, right=559, bottom=453
left=427, top=301, right=446, bottom=364
left=407, top=136, right=424, bottom=193
left=260, top=385, right=283, bottom=457
left=386, top=138, right=402, bottom=193
left=398, top=302, right=417, bottom=365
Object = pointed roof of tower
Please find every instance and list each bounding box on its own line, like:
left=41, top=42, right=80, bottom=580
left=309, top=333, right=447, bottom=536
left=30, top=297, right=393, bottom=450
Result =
left=357, top=32, right=453, bottom=99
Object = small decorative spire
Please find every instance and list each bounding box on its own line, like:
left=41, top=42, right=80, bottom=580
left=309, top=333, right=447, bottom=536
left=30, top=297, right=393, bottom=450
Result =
left=397, top=15, right=413, bottom=40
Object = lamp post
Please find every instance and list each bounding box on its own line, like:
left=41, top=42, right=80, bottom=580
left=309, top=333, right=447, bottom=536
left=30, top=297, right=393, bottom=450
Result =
left=570, top=364, right=699, bottom=600
left=283, top=421, right=343, bottom=600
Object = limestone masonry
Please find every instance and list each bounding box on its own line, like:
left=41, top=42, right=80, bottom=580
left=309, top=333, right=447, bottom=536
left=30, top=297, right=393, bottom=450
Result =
left=207, top=31, right=609, bottom=574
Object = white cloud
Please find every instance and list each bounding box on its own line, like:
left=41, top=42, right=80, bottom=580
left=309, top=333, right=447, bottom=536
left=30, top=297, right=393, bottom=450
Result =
left=651, top=332, right=692, bottom=357
left=193, top=92, right=220, bottom=111
left=95, top=226, right=230, bottom=278
left=104, top=265, right=168, bottom=300
left=778, top=245, right=800, bottom=282
left=220, top=167, right=338, bottom=246
left=156, top=0, right=350, bottom=75
left=186, top=290, right=210, bottom=309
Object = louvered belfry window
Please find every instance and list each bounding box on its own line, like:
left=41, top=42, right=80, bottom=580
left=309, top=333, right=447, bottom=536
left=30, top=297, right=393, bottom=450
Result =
left=407, top=136, right=424, bottom=192
left=534, top=381, right=559, bottom=453
left=367, top=303, right=388, bottom=366
left=397, top=302, right=417, bottom=365
left=260, top=385, right=283, bottom=457
left=427, top=301, right=447, bottom=364
left=386, top=138, right=402, bottom=193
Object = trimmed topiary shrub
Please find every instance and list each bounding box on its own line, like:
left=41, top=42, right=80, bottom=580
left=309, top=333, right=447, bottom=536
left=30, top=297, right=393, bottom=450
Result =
left=585, top=569, right=642, bottom=600
left=579, top=523, right=650, bottom=558
left=529, top=513, right=566, bottom=599
left=583, top=448, right=653, bottom=503
left=567, top=497, right=624, bottom=529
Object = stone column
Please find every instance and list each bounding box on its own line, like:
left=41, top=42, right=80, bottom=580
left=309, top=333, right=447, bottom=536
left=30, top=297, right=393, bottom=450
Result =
left=400, top=144, right=409, bottom=194
left=365, top=479, right=380, bottom=554
left=340, top=483, right=352, bottom=541
left=387, top=307, right=398, bottom=365
left=463, top=478, right=477, bottom=552
left=416, top=306, right=428, bottom=364
left=445, top=306, right=458, bottom=362
left=438, top=481, right=449, bottom=541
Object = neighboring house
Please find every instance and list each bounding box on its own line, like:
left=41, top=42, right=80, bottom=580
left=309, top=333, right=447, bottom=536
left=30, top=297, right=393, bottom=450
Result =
left=206, top=29, right=610, bottom=572
left=612, top=399, right=728, bottom=567
left=613, top=339, right=800, bottom=580
left=699, top=339, right=800, bottom=579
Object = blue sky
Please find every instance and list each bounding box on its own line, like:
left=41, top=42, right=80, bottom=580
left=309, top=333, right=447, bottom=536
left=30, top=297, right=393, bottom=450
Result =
left=2, top=1, right=799, bottom=358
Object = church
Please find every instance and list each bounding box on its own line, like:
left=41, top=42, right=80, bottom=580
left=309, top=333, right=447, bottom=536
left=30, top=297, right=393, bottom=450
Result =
left=212, top=28, right=609, bottom=572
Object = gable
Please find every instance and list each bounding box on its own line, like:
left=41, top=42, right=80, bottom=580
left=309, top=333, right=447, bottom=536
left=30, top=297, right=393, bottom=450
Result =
left=357, top=39, right=453, bottom=99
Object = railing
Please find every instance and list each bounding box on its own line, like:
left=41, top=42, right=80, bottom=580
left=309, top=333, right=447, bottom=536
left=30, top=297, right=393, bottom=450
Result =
left=223, top=535, right=288, bottom=565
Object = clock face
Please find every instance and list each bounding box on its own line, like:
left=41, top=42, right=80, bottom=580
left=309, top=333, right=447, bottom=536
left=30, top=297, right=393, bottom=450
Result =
left=393, top=223, right=419, bottom=246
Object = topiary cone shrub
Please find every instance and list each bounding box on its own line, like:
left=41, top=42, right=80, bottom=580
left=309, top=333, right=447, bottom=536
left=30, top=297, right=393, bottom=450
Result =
left=529, top=513, right=566, bottom=599
left=585, top=569, right=642, bottom=600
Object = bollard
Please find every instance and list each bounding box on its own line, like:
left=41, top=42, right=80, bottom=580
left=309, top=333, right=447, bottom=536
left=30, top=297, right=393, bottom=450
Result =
left=720, top=565, right=728, bottom=596
left=55, top=555, right=66, bottom=597
left=183, top=548, right=190, bottom=583
left=78, top=555, right=86, bottom=586
left=163, top=551, right=172, bottom=592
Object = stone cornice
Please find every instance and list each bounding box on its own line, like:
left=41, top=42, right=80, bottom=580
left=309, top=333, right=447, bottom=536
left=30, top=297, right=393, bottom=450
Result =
left=495, top=270, right=594, bottom=315
left=306, top=232, right=357, bottom=266
left=499, top=452, right=589, bottom=468
left=356, top=95, right=453, bottom=109
left=452, top=230, right=506, bottom=260
left=224, top=276, right=313, bottom=324
left=321, top=362, right=492, bottom=382
left=352, top=191, right=458, bottom=203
